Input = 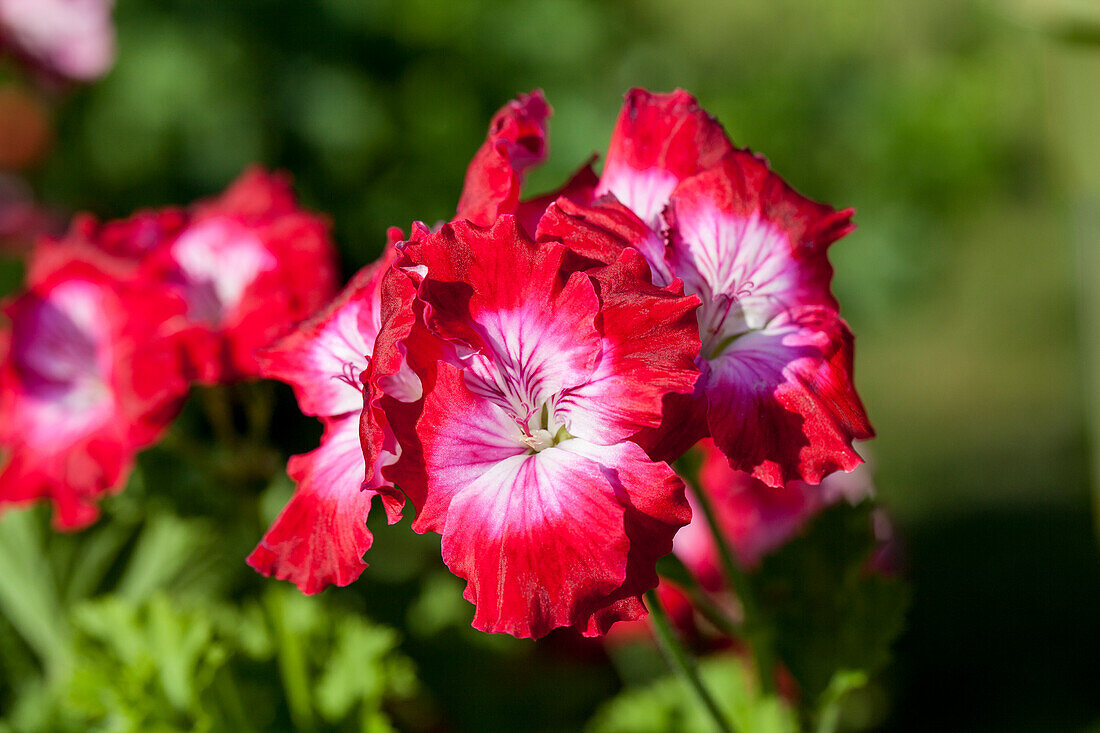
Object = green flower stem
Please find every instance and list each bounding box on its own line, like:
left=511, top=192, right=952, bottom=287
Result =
left=691, top=483, right=776, bottom=695
left=681, top=585, right=741, bottom=639
left=646, top=589, right=735, bottom=733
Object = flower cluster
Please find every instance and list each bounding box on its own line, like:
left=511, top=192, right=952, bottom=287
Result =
left=0, top=87, right=873, bottom=641
left=259, top=87, right=872, bottom=638
left=0, top=168, right=337, bottom=528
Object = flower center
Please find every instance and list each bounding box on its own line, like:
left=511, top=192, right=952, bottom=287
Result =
left=515, top=401, right=571, bottom=453
left=170, top=217, right=277, bottom=325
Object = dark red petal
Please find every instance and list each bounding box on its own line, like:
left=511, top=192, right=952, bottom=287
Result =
left=598, top=88, right=733, bottom=228
left=704, top=307, right=874, bottom=487
left=457, top=90, right=551, bottom=227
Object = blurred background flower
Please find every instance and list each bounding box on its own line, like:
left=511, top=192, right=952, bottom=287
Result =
left=0, top=0, right=1098, bottom=730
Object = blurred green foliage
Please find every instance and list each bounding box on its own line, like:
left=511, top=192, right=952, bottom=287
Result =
left=1, top=0, right=1098, bottom=730
left=588, top=656, right=797, bottom=733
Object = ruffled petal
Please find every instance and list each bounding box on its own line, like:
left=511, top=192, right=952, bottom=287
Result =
left=536, top=195, right=672, bottom=284
left=666, top=151, right=853, bottom=346
left=554, top=248, right=700, bottom=445
left=247, top=415, right=378, bottom=595
left=401, top=217, right=602, bottom=407
left=259, top=249, right=394, bottom=417
left=456, top=90, right=550, bottom=227
left=597, top=88, right=732, bottom=229
left=558, top=439, right=692, bottom=637
left=703, top=307, right=874, bottom=487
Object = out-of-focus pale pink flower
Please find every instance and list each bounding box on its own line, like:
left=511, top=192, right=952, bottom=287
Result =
left=0, top=0, right=115, bottom=82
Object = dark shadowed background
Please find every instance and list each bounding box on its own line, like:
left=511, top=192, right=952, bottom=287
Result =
left=1, top=1, right=1098, bottom=730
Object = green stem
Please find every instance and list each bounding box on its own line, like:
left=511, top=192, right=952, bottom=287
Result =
left=646, top=590, right=735, bottom=733
left=691, top=484, right=776, bottom=694
left=681, top=585, right=741, bottom=639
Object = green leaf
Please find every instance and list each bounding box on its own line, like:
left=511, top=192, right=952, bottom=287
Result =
left=751, top=502, right=909, bottom=725
left=0, top=509, right=71, bottom=678
left=586, top=656, right=797, bottom=733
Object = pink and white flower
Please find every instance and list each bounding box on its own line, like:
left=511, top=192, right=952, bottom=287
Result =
left=677, top=438, right=874, bottom=580
left=0, top=259, right=187, bottom=529
left=367, top=216, right=701, bottom=638
left=30, top=167, right=339, bottom=384
left=523, top=89, right=874, bottom=486
left=248, top=240, right=411, bottom=594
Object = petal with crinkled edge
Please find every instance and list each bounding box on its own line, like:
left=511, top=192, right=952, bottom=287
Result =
left=703, top=307, right=873, bottom=487
left=558, top=439, right=691, bottom=637
left=457, top=90, right=550, bottom=227
left=596, top=88, right=732, bottom=230
left=401, top=217, right=602, bottom=406
left=413, top=363, right=636, bottom=638
left=536, top=195, right=672, bottom=284
left=259, top=249, right=396, bottom=417
left=666, top=150, right=853, bottom=344
left=247, top=415, right=379, bottom=595
left=554, top=248, right=700, bottom=446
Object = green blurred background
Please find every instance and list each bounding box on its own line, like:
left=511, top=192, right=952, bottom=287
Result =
left=2, top=0, right=1099, bottom=730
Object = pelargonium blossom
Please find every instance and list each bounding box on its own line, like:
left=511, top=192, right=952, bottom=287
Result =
left=677, top=439, right=873, bottom=579
left=0, top=259, right=187, bottom=529
left=30, top=167, right=339, bottom=384
left=610, top=438, right=875, bottom=642
left=363, top=216, right=701, bottom=638
left=0, top=0, right=115, bottom=82
left=248, top=235, right=412, bottom=594
left=467, top=87, right=873, bottom=486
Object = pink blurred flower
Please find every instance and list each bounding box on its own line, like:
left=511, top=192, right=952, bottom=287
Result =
left=0, top=0, right=115, bottom=82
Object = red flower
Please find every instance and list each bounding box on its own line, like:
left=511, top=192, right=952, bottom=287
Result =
left=608, top=438, right=874, bottom=644
left=30, top=167, right=339, bottom=384
left=0, top=259, right=187, bottom=529
left=480, top=88, right=873, bottom=486
left=678, top=439, right=873, bottom=581
left=248, top=241, right=411, bottom=594
left=366, top=216, right=700, bottom=638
